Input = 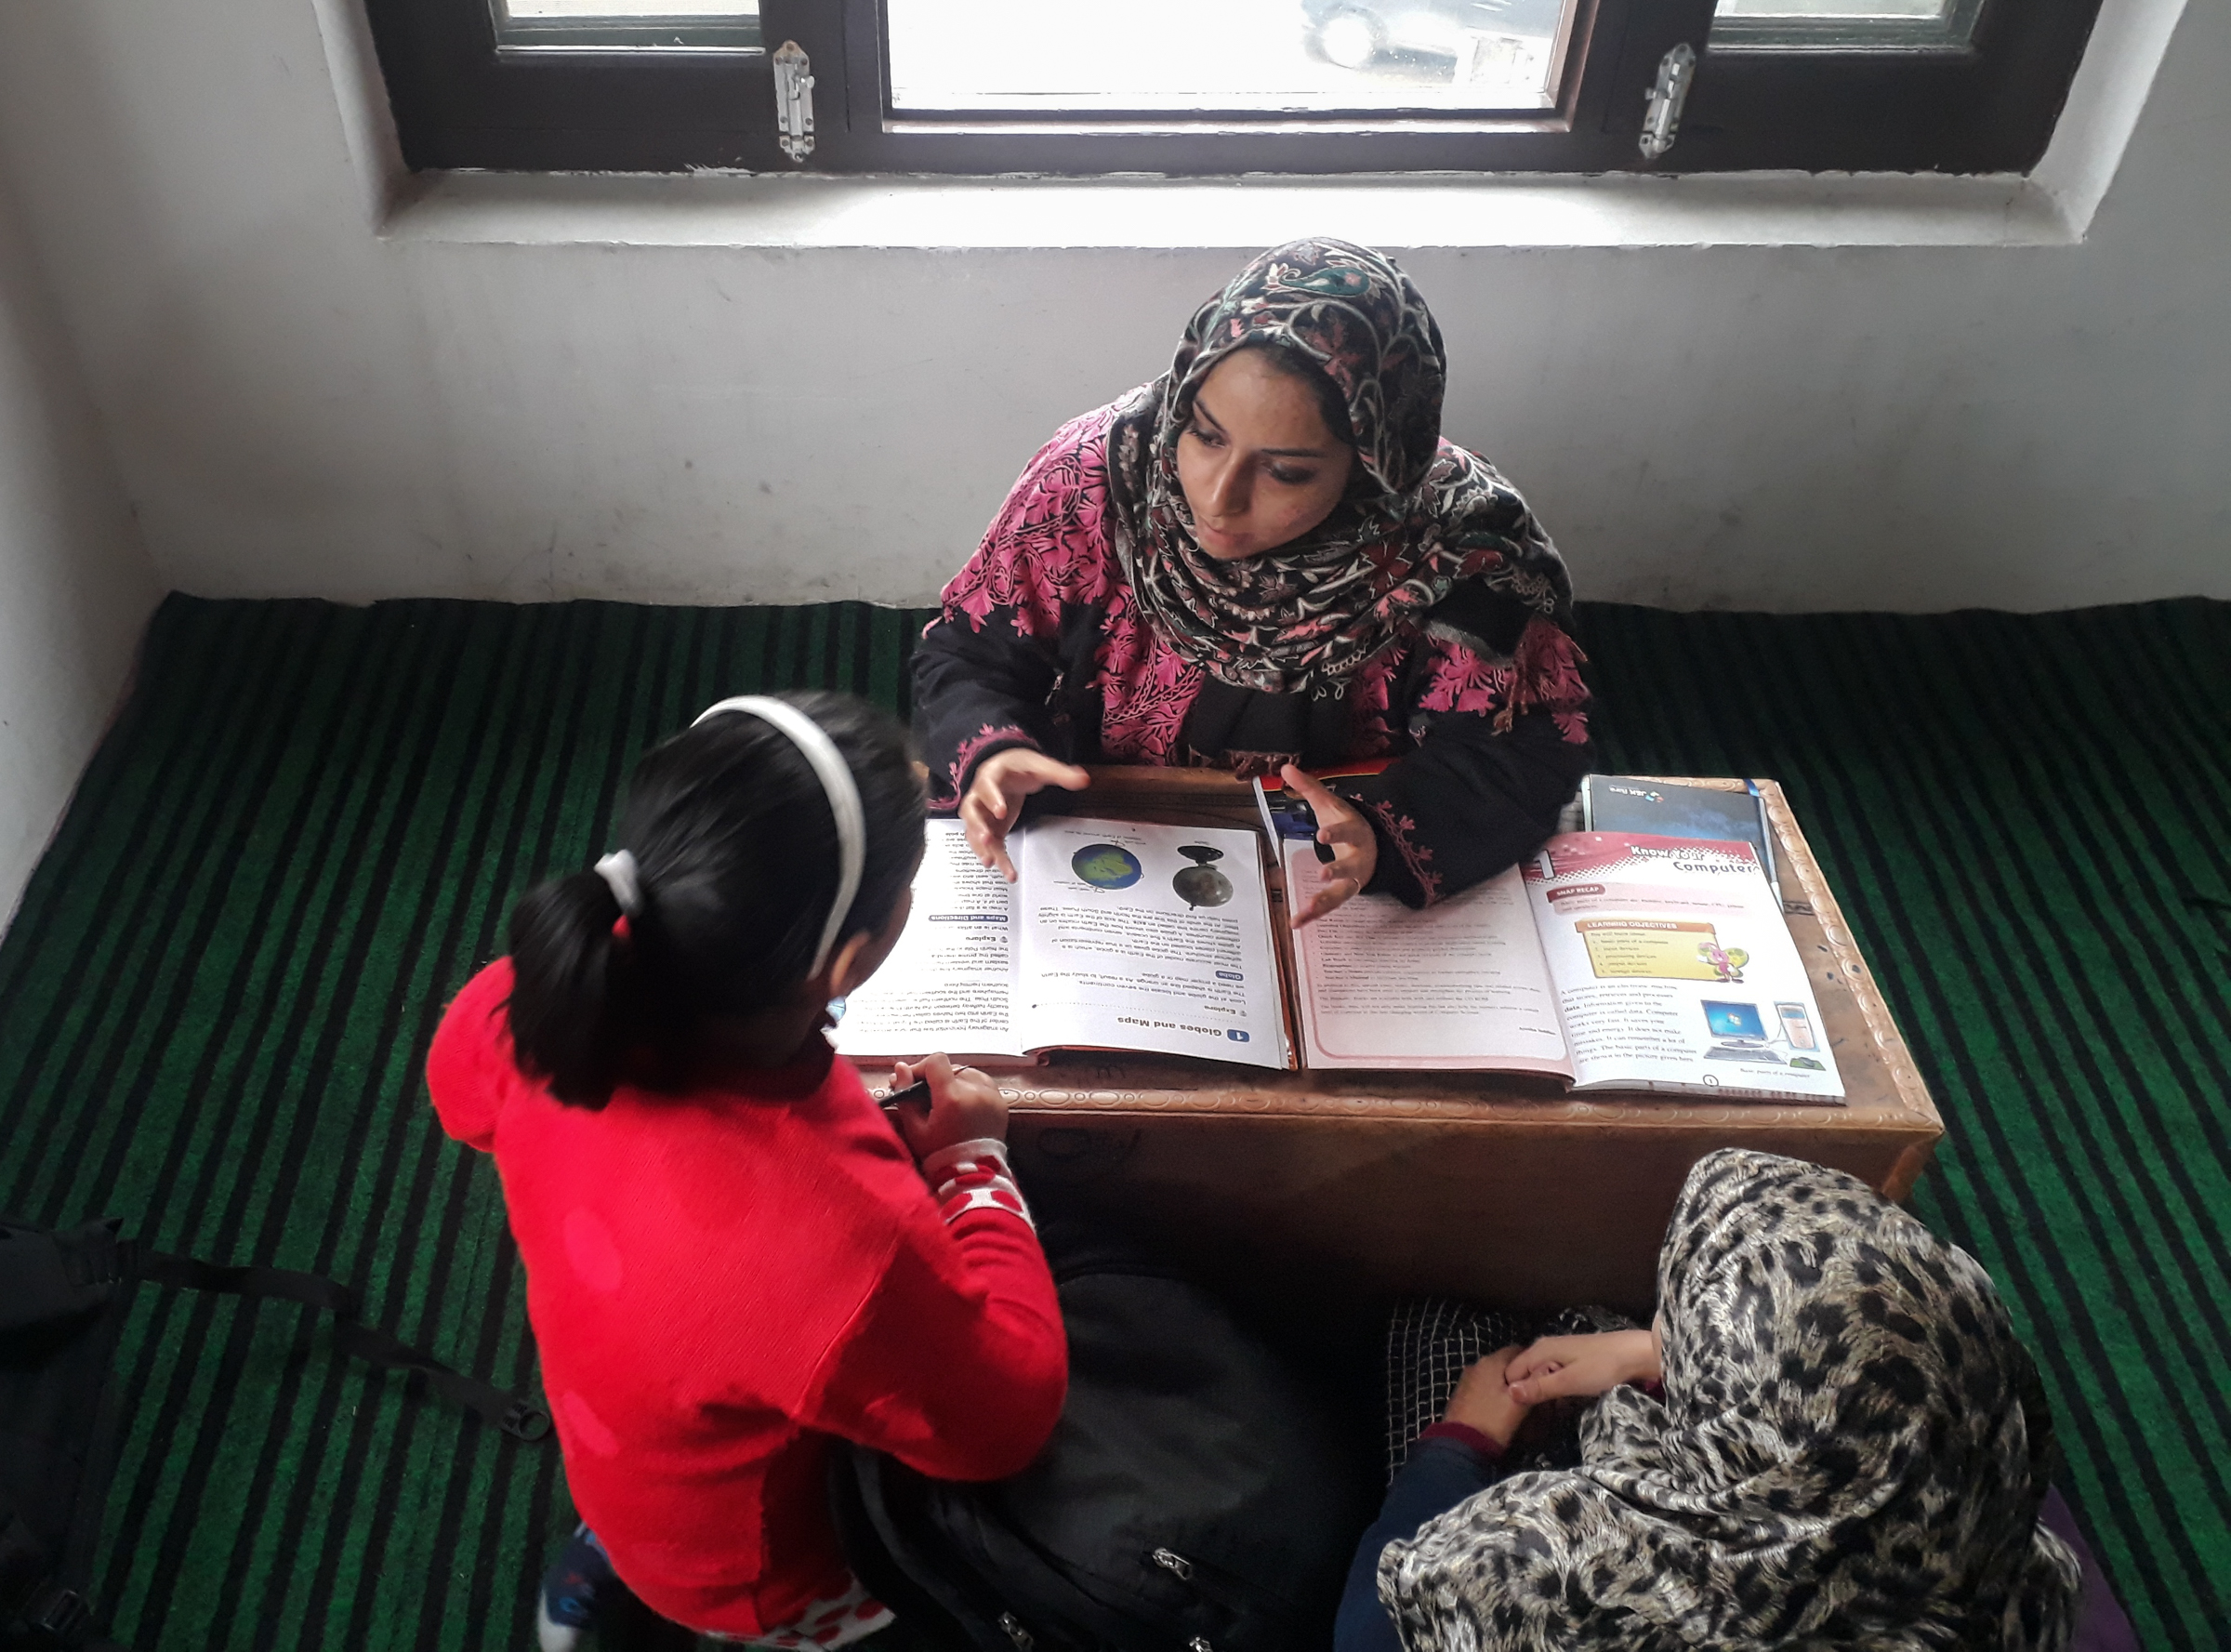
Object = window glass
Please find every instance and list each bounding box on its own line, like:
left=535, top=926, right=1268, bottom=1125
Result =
left=886, top=0, right=1579, bottom=115
left=493, top=0, right=759, bottom=50
left=1710, top=0, right=1981, bottom=48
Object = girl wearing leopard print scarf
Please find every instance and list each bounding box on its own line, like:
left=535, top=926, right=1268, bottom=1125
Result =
left=1343, top=1149, right=2083, bottom=1652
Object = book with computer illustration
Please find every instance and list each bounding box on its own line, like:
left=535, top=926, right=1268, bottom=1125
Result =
left=833, top=788, right=1843, bottom=1104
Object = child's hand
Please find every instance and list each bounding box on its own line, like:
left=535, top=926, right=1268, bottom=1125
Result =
left=890, top=1053, right=1009, bottom=1160
left=1504, top=1328, right=1662, bottom=1405
left=1442, top=1343, right=1531, bottom=1447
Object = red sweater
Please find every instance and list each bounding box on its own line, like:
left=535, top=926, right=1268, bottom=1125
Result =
left=427, top=961, right=1067, bottom=1637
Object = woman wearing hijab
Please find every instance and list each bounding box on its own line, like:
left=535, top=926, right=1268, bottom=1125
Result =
left=1340, top=1149, right=2082, bottom=1652
left=913, top=238, right=1590, bottom=924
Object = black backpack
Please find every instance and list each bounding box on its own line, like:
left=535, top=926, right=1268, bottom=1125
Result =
left=0, top=1215, right=550, bottom=1652
left=832, top=1232, right=1377, bottom=1652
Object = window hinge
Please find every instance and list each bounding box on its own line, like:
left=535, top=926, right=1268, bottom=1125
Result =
left=1639, top=42, right=1696, bottom=161
left=773, top=39, right=814, bottom=164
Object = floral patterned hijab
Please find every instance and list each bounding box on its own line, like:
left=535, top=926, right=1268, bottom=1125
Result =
left=1105, top=238, right=1571, bottom=698
left=1380, top=1150, right=2081, bottom=1652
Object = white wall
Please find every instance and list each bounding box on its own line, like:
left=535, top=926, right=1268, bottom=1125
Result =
left=0, top=0, right=2223, bottom=615
left=0, top=166, right=160, bottom=923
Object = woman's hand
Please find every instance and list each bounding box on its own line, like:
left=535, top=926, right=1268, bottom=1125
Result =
left=962, top=750, right=1090, bottom=881
left=1282, top=764, right=1379, bottom=927
left=1442, top=1344, right=1532, bottom=1447
left=1504, top=1328, right=1662, bottom=1406
left=890, top=1052, right=1009, bottom=1159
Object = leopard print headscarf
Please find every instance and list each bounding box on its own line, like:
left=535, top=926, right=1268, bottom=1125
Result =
left=1104, top=238, right=1570, bottom=699
left=1380, top=1150, right=2080, bottom=1652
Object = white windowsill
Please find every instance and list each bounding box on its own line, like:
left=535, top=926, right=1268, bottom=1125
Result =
left=380, top=167, right=2079, bottom=251
left=322, top=0, right=2184, bottom=253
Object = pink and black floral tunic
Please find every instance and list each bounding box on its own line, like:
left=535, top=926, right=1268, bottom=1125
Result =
left=913, top=239, right=1593, bottom=909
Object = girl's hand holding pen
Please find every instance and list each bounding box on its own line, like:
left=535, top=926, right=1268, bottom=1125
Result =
left=887, top=1052, right=1009, bottom=1160
left=880, top=1077, right=932, bottom=1116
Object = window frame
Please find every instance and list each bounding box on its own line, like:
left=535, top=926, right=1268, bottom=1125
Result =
left=363, top=0, right=2107, bottom=178
left=1675, top=0, right=2107, bottom=172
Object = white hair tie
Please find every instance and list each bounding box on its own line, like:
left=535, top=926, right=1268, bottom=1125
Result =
left=593, top=849, right=642, bottom=919
left=692, top=695, right=865, bottom=977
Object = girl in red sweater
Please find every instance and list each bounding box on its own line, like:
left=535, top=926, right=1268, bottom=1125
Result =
left=426, top=692, right=1066, bottom=1650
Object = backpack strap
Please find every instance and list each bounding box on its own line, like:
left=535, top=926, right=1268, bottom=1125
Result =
left=123, top=1245, right=551, bottom=1443
left=127, top=1251, right=356, bottom=1317
left=326, top=1320, right=551, bottom=1443
left=0, top=1500, right=125, bottom=1652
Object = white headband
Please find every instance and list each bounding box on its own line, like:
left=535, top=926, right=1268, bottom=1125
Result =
left=692, top=695, right=865, bottom=978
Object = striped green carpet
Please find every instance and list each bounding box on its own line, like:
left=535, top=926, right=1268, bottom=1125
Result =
left=0, top=595, right=2224, bottom=1650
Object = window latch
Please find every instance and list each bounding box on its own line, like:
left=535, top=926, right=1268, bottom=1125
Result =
left=1639, top=42, right=1696, bottom=161
left=773, top=40, right=815, bottom=164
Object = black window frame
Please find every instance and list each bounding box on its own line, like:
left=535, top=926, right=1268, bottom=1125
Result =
left=365, top=0, right=2107, bottom=177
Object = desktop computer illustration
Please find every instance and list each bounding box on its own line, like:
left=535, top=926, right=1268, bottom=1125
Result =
left=1702, top=998, right=1825, bottom=1067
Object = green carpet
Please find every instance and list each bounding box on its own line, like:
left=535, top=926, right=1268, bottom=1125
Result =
left=0, top=594, right=2224, bottom=1650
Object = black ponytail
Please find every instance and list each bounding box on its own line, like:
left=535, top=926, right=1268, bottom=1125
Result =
left=505, top=869, right=646, bottom=1104
left=505, top=692, right=926, bottom=1105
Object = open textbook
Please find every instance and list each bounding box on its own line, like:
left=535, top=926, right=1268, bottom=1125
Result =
left=836, top=816, right=1843, bottom=1101
left=833, top=817, right=1292, bottom=1069
left=1286, top=832, right=1842, bottom=1099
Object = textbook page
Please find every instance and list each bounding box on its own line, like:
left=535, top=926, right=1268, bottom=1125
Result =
left=832, top=820, right=1027, bottom=1061
left=1285, top=848, right=1572, bottom=1075
left=1010, top=817, right=1288, bottom=1069
left=1521, top=833, right=1844, bottom=1102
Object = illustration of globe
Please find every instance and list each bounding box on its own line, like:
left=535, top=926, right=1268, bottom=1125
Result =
left=1071, top=843, right=1144, bottom=890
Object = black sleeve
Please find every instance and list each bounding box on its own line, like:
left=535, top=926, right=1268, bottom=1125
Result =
left=911, top=607, right=1063, bottom=811
left=1340, top=707, right=1591, bottom=907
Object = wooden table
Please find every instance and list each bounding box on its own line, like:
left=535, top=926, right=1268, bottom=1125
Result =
left=878, top=771, right=1940, bottom=1315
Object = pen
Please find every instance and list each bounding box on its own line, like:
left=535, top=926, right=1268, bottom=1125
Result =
left=879, top=1078, right=932, bottom=1115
